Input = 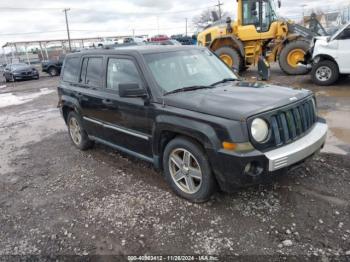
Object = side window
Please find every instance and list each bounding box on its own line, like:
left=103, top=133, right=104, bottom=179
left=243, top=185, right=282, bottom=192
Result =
left=106, top=58, right=142, bottom=91
left=80, top=57, right=103, bottom=87
left=242, top=0, right=259, bottom=26
left=62, top=57, right=80, bottom=82
left=339, top=27, right=350, bottom=40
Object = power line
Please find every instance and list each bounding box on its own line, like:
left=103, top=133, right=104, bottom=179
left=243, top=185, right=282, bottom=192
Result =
left=215, top=0, right=224, bottom=19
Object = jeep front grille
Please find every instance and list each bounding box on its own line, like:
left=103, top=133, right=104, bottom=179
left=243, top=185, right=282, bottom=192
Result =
left=248, top=98, right=317, bottom=151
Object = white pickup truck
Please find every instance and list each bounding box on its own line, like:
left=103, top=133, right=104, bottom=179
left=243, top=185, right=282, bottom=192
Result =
left=307, top=22, right=350, bottom=86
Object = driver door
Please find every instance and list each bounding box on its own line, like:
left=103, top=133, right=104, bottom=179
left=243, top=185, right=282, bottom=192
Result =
left=337, top=26, right=350, bottom=73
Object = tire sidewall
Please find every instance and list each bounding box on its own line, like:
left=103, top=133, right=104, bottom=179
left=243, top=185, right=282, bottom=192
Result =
left=163, top=137, right=216, bottom=202
left=312, top=60, right=339, bottom=86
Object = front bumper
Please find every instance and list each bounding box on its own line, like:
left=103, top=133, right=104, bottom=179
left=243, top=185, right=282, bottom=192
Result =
left=210, top=121, right=328, bottom=192
left=265, top=122, right=327, bottom=171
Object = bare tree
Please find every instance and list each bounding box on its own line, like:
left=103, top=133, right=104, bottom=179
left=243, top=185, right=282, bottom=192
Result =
left=192, top=8, right=230, bottom=31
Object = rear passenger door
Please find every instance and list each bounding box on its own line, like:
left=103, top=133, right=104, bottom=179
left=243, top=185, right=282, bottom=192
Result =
left=96, top=56, right=153, bottom=157
left=76, top=56, right=109, bottom=138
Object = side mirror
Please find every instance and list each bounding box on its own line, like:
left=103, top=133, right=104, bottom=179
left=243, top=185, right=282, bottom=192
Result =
left=119, top=83, right=148, bottom=98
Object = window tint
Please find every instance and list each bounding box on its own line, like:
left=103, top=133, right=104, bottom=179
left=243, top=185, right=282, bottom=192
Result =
left=106, top=59, right=142, bottom=91
left=84, top=57, right=103, bottom=87
left=63, top=57, right=80, bottom=82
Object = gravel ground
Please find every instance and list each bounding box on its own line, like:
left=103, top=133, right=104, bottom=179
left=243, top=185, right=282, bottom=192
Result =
left=0, top=69, right=349, bottom=260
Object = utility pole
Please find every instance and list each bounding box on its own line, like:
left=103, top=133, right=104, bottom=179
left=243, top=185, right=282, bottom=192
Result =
left=185, top=18, right=188, bottom=36
left=63, top=8, right=72, bottom=52
left=216, top=0, right=223, bottom=20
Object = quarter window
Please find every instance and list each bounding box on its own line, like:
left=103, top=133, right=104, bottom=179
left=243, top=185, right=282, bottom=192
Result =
left=80, top=57, right=103, bottom=87
left=62, top=57, right=80, bottom=82
left=106, top=59, right=142, bottom=91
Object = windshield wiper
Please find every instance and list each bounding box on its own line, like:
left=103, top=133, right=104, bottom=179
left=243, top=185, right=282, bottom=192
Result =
left=164, top=85, right=213, bottom=96
left=210, top=78, right=237, bottom=87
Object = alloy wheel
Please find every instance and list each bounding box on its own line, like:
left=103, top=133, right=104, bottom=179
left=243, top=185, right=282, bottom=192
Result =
left=169, top=148, right=202, bottom=194
left=69, top=117, right=82, bottom=146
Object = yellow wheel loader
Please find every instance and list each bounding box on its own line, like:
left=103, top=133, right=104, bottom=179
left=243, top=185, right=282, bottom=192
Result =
left=197, top=0, right=324, bottom=75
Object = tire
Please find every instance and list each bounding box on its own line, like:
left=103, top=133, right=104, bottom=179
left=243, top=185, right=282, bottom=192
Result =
left=311, top=60, right=339, bottom=86
left=67, top=111, right=93, bottom=151
left=215, top=47, right=243, bottom=72
left=163, top=137, right=217, bottom=203
left=5, top=77, right=9, bottom=83
left=48, top=67, right=59, bottom=77
left=279, top=40, right=310, bottom=75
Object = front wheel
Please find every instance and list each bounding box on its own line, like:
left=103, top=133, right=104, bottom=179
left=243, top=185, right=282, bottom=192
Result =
left=279, top=40, right=310, bottom=75
left=311, top=60, right=339, bottom=86
left=163, top=137, right=217, bottom=203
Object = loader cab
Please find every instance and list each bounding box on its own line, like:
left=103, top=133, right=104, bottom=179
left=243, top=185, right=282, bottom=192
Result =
left=237, top=0, right=280, bottom=41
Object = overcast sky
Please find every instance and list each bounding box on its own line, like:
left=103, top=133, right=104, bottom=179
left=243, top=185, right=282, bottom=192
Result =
left=0, top=0, right=349, bottom=51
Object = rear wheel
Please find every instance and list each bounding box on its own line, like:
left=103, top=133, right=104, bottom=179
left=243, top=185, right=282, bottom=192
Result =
left=163, top=137, right=217, bottom=202
left=215, top=47, right=242, bottom=71
left=311, top=60, right=339, bottom=86
left=48, top=67, right=59, bottom=77
left=67, top=111, right=94, bottom=150
left=279, top=40, right=310, bottom=75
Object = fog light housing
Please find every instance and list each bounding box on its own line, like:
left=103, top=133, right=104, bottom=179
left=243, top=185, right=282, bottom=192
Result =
left=244, top=161, right=264, bottom=177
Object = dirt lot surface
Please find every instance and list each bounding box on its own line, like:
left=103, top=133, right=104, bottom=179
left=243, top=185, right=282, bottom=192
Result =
left=0, top=68, right=349, bottom=260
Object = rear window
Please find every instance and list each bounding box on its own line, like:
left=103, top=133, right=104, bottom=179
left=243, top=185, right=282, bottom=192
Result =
left=62, top=57, right=80, bottom=82
left=80, top=57, right=103, bottom=87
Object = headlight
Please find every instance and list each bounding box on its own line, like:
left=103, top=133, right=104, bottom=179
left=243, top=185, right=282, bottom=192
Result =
left=251, top=118, right=269, bottom=143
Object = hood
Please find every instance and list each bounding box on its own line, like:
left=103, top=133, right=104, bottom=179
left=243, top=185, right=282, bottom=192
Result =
left=163, top=82, right=312, bottom=120
left=12, top=66, right=32, bottom=72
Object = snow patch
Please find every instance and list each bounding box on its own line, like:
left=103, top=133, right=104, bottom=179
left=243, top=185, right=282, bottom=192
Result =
left=0, top=88, right=54, bottom=108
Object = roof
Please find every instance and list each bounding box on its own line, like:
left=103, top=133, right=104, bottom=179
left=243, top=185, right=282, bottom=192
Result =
left=66, top=45, right=203, bottom=57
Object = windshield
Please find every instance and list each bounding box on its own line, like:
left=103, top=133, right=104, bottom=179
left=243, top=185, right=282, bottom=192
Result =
left=144, top=49, right=238, bottom=93
left=331, top=22, right=350, bottom=40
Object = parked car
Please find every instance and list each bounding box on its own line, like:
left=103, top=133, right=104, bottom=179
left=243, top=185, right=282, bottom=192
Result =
left=96, top=38, right=115, bottom=48
left=307, top=22, right=350, bottom=86
left=58, top=46, right=328, bottom=202
left=118, top=37, right=146, bottom=44
left=3, top=63, right=39, bottom=82
left=171, top=35, right=195, bottom=45
left=42, top=55, right=65, bottom=76
left=149, top=35, right=169, bottom=42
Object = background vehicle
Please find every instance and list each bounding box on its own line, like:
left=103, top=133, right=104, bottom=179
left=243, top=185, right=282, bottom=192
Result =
left=171, top=35, right=196, bottom=45
left=96, top=38, right=115, bottom=48
left=3, top=63, right=39, bottom=82
left=197, top=0, right=326, bottom=75
left=41, top=55, right=65, bottom=76
left=58, top=46, right=327, bottom=202
left=149, top=35, right=170, bottom=42
left=309, top=22, right=350, bottom=86
left=147, top=39, right=182, bottom=46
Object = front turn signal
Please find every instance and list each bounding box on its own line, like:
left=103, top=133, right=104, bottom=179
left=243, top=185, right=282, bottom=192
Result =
left=222, top=142, right=254, bottom=152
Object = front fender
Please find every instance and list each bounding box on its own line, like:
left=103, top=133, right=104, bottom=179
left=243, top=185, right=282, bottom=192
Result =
left=152, top=115, right=222, bottom=157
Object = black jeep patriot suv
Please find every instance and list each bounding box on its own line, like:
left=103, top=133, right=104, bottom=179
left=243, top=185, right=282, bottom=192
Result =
left=58, top=46, right=328, bottom=202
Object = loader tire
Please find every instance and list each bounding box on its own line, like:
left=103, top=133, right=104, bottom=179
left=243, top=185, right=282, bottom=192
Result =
left=279, top=40, right=310, bottom=75
left=215, top=47, right=243, bottom=72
